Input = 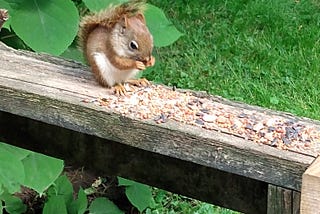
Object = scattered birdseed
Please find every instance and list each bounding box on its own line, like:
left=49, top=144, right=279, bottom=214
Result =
left=202, top=114, right=216, bottom=123
left=238, top=113, right=247, bottom=118
left=195, top=119, right=205, bottom=126
left=84, top=84, right=320, bottom=156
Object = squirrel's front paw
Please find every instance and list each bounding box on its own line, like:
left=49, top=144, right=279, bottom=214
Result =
left=127, top=78, right=150, bottom=87
left=135, top=61, right=146, bottom=70
left=113, top=83, right=127, bottom=96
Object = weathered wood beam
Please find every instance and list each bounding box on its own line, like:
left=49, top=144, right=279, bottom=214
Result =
left=300, top=156, right=320, bottom=214
left=0, top=42, right=317, bottom=192
left=0, top=111, right=268, bottom=214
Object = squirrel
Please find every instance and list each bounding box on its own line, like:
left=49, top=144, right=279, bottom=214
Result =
left=78, top=0, right=155, bottom=95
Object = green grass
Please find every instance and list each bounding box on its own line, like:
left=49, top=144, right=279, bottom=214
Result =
left=146, top=0, right=320, bottom=120
left=146, top=188, right=239, bottom=214
left=143, top=0, right=320, bottom=212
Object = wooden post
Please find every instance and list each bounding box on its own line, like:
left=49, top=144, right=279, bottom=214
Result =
left=267, top=185, right=300, bottom=214
left=301, top=156, right=320, bottom=214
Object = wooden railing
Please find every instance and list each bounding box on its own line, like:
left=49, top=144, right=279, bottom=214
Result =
left=0, top=42, right=319, bottom=214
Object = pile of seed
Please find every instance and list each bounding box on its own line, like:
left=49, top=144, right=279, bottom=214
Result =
left=83, top=84, right=320, bottom=155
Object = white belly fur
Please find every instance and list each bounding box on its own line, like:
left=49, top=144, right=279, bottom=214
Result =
left=92, top=52, right=139, bottom=86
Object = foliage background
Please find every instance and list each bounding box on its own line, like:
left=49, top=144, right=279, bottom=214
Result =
left=146, top=0, right=320, bottom=121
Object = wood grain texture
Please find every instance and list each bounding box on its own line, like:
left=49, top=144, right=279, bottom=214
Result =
left=267, top=185, right=300, bottom=214
left=300, top=156, right=320, bottom=214
left=0, top=42, right=317, bottom=192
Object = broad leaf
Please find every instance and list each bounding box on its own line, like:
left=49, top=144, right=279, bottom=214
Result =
left=2, top=0, right=24, bottom=10
left=117, top=177, right=135, bottom=186
left=125, top=182, right=152, bottom=212
left=10, top=0, right=79, bottom=55
left=47, top=175, right=73, bottom=205
left=118, top=177, right=152, bottom=212
left=83, top=0, right=126, bottom=12
left=60, top=43, right=85, bottom=63
left=0, top=148, right=24, bottom=193
left=82, top=1, right=182, bottom=47
left=89, top=197, right=124, bottom=214
left=0, top=182, right=4, bottom=196
left=3, top=194, right=27, bottom=214
left=43, top=195, right=67, bottom=214
left=145, top=4, right=183, bottom=47
left=0, top=142, right=30, bottom=160
left=22, top=153, right=64, bottom=194
left=69, top=188, right=88, bottom=214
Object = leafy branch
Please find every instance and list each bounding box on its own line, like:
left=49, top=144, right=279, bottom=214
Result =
left=0, top=142, right=155, bottom=214
left=0, top=0, right=182, bottom=60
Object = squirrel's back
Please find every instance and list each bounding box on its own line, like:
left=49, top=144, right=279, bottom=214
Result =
left=78, top=0, right=146, bottom=53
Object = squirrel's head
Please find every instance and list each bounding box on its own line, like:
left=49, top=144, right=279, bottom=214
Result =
left=111, top=13, right=154, bottom=64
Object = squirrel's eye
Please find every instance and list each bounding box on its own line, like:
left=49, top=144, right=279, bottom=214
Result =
left=130, top=41, right=138, bottom=50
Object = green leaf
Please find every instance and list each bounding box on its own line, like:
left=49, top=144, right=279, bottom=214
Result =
left=43, top=195, right=67, bottom=214
left=145, top=4, right=183, bottom=47
left=125, top=182, right=152, bottom=212
left=69, top=188, right=88, bottom=214
left=60, top=43, right=85, bottom=63
left=10, top=0, right=79, bottom=55
left=83, top=0, right=126, bottom=12
left=117, top=177, right=135, bottom=187
left=0, top=147, right=24, bottom=193
left=22, top=153, right=64, bottom=194
left=3, top=0, right=23, bottom=10
left=83, top=186, right=96, bottom=195
left=118, top=177, right=152, bottom=212
left=0, top=182, right=4, bottom=196
left=3, top=194, right=27, bottom=214
left=47, top=175, right=73, bottom=205
left=89, top=197, right=124, bottom=214
left=82, top=1, right=181, bottom=47
left=0, top=143, right=31, bottom=160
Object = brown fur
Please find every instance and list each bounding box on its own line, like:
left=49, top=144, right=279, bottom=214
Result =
left=77, top=0, right=155, bottom=91
left=78, top=0, right=146, bottom=55
left=85, top=27, right=138, bottom=86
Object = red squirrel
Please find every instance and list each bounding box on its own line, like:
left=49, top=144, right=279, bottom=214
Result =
left=78, top=0, right=155, bottom=95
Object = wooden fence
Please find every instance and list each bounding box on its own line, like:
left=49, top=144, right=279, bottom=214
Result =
left=0, top=42, right=319, bottom=214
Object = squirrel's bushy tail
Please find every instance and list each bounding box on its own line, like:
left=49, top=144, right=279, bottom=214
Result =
left=78, top=0, right=146, bottom=53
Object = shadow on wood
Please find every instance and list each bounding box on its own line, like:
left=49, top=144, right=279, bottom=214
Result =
left=0, top=111, right=267, bottom=214
left=0, top=42, right=315, bottom=193
left=267, top=185, right=300, bottom=214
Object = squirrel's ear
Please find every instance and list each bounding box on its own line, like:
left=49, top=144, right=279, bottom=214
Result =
left=136, top=13, right=146, bottom=24
left=120, top=15, right=129, bottom=28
